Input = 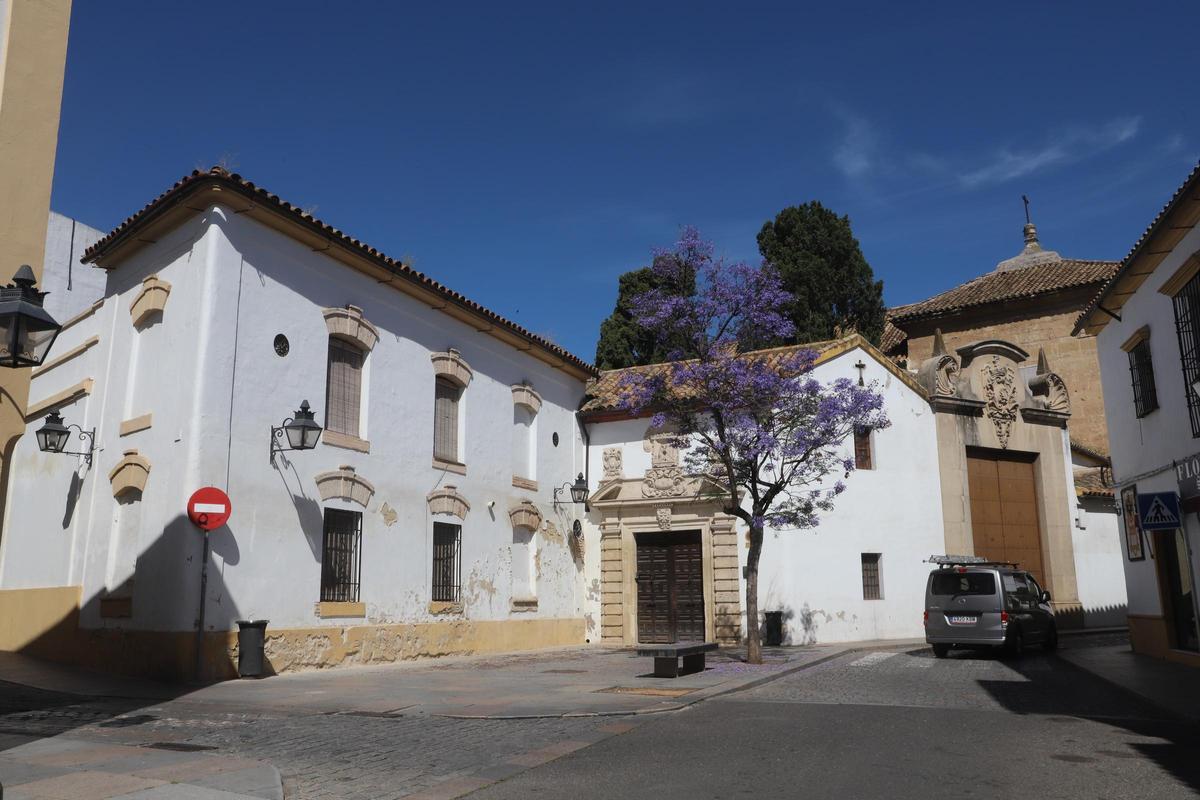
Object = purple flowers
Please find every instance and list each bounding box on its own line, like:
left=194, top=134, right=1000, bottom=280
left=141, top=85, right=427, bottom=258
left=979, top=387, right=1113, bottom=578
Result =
left=615, top=227, right=890, bottom=532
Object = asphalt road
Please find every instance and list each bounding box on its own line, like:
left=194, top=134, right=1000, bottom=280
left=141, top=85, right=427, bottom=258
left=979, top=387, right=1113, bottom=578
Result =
left=467, top=645, right=1200, bottom=800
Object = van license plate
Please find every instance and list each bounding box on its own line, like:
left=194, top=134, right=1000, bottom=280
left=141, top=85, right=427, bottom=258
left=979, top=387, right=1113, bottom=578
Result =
left=948, top=615, right=976, bottom=625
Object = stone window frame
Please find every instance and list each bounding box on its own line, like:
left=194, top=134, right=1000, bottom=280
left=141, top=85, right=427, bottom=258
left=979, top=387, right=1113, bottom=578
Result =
left=108, top=449, right=151, bottom=499
left=314, top=465, right=376, bottom=508
left=431, top=349, right=471, bottom=473
left=508, top=502, right=542, bottom=611
left=511, top=383, right=541, bottom=490
left=427, top=486, right=469, bottom=614
left=323, top=305, right=378, bottom=452
left=130, top=276, right=171, bottom=328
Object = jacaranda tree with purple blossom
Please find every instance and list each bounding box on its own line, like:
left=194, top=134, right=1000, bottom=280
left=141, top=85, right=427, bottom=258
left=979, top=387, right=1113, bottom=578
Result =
left=617, top=227, right=890, bottom=664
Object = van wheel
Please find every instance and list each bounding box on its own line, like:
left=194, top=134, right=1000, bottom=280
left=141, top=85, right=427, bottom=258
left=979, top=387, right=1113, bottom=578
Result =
left=932, top=644, right=950, bottom=659
left=1004, top=629, right=1024, bottom=658
left=1044, top=624, right=1058, bottom=652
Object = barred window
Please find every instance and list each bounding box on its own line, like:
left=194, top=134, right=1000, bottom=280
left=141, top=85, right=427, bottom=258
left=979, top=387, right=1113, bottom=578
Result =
left=432, top=522, right=462, bottom=603
left=1128, top=338, right=1158, bottom=418
left=434, top=378, right=462, bottom=463
left=861, top=553, right=881, bottom=600
left=321, top=508, right=362, bottom=602
left=326, top=338, right=364, bottom=437
left=1173, top=271, right=1200, bottom=437
left=854, top=426, right=873, bottom=470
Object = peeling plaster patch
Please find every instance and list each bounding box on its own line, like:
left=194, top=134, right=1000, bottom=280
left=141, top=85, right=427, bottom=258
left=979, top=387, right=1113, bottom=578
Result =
left=542, top=521, right=564, bottom=545
left=380, top=502, right=398, bottom=526
left=587, top=578, right=601, bottom=602
left=584, top=612, right=596, bottom=634
left=534, top=548, right=543, bottom=580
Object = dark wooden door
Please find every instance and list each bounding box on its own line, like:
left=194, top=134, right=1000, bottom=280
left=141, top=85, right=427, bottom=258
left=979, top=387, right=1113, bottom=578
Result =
left=636, top=531, right=705, bottom=643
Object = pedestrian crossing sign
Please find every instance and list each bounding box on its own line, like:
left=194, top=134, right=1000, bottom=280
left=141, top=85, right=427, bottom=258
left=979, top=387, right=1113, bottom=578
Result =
left=1137, top=491, right=1182, bottom=531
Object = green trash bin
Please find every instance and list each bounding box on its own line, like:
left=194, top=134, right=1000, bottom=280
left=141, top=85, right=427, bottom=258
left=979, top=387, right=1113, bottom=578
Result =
left=235, top=619, right=269, bottom=677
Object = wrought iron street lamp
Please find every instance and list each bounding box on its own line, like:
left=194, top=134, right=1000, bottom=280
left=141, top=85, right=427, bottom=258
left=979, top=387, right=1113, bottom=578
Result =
left=0, top=265, right=62, bottom=368
left=35, top=410, right=95, bottom=466
left=553, top=472, right=590, bottom=510
left=270, top=400, right=323, bottom=464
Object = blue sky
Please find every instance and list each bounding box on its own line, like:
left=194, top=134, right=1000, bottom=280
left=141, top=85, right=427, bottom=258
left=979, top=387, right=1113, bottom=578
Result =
left=51, top=2, right=1199, bottom=362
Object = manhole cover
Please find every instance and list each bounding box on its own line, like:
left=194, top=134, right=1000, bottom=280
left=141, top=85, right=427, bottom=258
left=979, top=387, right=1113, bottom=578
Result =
left=541, top=669, right=587, bottom=674
left=143, top=742, right=218, bottom=752
left=595, top=686, right=695, bottom=698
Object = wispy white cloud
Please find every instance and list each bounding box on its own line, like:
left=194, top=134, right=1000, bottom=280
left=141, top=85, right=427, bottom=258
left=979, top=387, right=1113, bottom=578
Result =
left=957, top=116, right=1141, bottom=188
left=831, top=111, right=877, bottom=179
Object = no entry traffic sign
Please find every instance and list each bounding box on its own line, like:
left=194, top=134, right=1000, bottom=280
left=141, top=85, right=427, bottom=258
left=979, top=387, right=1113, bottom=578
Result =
left=188, top=487, right=231, bottom=531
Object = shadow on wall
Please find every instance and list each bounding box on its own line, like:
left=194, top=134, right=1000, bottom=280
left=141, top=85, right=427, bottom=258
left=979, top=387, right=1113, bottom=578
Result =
left=7, top=511, right=247, bottom=685
left=1055, top=602, right=1129, bottom=631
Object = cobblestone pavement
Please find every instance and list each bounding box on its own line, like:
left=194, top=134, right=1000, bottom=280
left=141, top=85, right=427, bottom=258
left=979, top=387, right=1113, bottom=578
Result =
left=0, top=683, right=644, bottom=799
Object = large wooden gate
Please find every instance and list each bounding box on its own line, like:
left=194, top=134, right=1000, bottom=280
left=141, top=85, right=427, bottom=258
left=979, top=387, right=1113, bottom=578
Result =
left=635, top=531, right=705, bottom=643
left=967, top=451, right=1045, bottom=583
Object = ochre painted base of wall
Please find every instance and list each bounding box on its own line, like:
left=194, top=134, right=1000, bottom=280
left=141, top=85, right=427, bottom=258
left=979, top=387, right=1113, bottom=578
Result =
left=1128, top=614, right=1200, bottom=667
left=0, top=585, right=584, bottom=682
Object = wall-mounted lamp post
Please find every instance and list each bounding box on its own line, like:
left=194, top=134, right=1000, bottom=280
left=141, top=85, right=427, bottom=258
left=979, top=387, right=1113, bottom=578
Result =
left=553, top=472, right=590, bottom=511
left=0, top=265, right=62, bottom=368
left=35, top=410, right=95, bottom=466
left=270, top=400, right=323, bottom=464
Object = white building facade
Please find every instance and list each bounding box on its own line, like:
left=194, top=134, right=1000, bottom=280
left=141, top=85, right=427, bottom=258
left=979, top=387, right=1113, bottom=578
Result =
left=0, top=167, right=1130, bottom=679
left=1076, top=162, right=1200, bottom=667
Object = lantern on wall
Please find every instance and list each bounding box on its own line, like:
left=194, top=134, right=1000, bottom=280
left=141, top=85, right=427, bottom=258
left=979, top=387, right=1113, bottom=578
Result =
left=0, top=265, right=62, bottom=368
left=270, top=400, right=323, bottom=464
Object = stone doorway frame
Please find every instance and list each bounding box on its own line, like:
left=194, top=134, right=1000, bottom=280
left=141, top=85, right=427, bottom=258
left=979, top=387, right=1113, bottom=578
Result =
left=590, top=477, right=741, bottom=646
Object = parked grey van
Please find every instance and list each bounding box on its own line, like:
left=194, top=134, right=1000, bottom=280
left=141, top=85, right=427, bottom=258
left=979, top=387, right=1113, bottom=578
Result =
left=923, top=555, right=1058, bottom=658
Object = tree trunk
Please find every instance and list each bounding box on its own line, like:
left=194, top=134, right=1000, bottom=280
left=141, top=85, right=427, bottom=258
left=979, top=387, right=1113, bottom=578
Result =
left=745, top=524, right=764, bottom=664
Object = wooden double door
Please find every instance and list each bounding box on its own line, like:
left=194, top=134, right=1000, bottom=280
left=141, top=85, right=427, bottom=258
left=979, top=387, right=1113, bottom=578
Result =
left=635, top=531, right=705, bottom=643
left=967, top=450, right=1046, bottom=584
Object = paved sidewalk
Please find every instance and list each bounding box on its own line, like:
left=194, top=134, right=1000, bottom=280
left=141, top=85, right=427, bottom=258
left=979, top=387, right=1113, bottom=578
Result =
left=0, top=734, right=282, bottom=799
left=1058, top=642, right=1200, bottom=722
left=183, top=643, right=860, bottom=719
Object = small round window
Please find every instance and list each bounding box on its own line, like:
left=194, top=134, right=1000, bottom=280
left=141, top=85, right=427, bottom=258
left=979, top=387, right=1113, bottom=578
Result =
left=552, top=432, right=560, bottom=447
left=274, top=334, right=290, bottom=357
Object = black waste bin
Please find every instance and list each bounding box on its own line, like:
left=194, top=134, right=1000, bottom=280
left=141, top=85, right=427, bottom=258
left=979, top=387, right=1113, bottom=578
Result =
left=236, top=619, right=269, bottom=677
left=763, top=611, right=784, bottom=647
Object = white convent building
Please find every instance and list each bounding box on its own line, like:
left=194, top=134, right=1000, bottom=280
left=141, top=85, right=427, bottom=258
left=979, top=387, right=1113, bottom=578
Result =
left=0, top=168, right=1127, bottom=680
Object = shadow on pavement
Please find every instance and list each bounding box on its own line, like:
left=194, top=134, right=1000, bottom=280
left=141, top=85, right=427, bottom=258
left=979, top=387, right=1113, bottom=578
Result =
left=973, top=650, right=1200, bottom=795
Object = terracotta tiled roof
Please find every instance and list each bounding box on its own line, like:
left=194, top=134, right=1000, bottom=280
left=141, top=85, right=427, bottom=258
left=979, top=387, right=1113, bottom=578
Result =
left=1073, top=466, right=1114, bottom=500
left=1069, top=438, right=1110, bottom=465
left=580, top=341, right=841, bottom=414
left=879, top=314, right=911, bottom=355
left=81, top=167, right=597, bottom=378
left=889, top=258, right=1119, bottom=327
left=1074, top=160, right=1200, bottom=336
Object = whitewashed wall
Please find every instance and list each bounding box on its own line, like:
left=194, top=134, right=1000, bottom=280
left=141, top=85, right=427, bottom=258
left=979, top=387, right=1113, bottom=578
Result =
left=1, top=205, right=589, bottom=638
left=41, top=211, right=106, bottom=323
left=1096, top=221, right=1200, bottom=620
left=583, top=346, right=946, bottom=644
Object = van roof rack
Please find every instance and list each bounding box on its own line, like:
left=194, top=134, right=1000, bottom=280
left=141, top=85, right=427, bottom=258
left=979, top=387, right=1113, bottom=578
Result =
left=925, top=554, right=1020, bottom=568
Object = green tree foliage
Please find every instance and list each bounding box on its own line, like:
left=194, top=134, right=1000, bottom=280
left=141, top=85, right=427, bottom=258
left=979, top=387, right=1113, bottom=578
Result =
left=594, top=265, right=696, bottom=369
left=756, top=202, right=886, bottom=345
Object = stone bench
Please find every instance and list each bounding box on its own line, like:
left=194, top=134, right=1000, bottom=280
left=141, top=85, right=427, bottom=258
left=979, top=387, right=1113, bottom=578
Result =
left=636, top=642, right=718, bottom=678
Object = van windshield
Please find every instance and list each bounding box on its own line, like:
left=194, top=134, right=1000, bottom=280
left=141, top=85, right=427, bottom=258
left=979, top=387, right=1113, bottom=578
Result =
left=931, top=572, right=997, bottom=596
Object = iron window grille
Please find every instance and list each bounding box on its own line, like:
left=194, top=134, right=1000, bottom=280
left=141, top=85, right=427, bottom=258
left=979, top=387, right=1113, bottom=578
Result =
left=320, top=508, right=362, bottom=602
left=854, top=426, right=873, bottom=470
left=1172, top=271, right=1200, bottom=436
left=861, top=553, right=882, bottom=600
left=432, top=522, right=462, bottom=603
left=1128, top=338, right=1159, bottom=418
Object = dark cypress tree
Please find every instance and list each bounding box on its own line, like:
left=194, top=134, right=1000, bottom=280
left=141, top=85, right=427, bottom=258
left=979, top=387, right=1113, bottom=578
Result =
left=756, top=202, right=886, bottom=345
left=594, top=265, right=696, bottom=369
